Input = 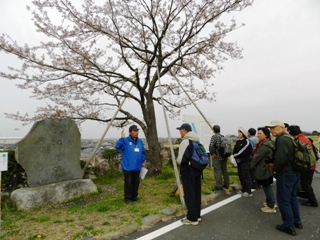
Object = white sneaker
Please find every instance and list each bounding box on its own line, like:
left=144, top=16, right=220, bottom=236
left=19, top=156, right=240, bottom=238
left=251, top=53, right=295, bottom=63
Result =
left=241, top=192, right=252, bottom=197
left=182, top=217, right=201, bottom=222
left=181, top=218, right=199, bottom=225
left=263, top=202, right=277, bottom=208
left=260, top=206, right=276, bottom=213
left=237, top=190, right=243, bottom=194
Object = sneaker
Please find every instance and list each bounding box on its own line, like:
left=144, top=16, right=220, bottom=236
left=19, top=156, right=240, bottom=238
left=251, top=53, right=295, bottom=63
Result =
left=263, top=202, right=277, bottom=208
left=182, top=217, right=201, bottom=222
left=237, top=190, right=243, bottom=194
left=260, top=206, right=276, bottom=213
left=181, top=218, right=198, bottom=226
left=276, top=224, right=297, bottom=236
left=124, top=199, right=133, bottom=205
left=241, top=192, right=252, bottom=197
left=301, top=200, right=318, bottom=207
left=214, top=188, right=224, bottom=195
left=223, top=188, right=231, bottom=195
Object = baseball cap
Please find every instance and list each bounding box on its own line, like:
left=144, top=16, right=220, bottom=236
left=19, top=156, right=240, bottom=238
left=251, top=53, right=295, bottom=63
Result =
left=176, top=123, right=192, bottom=132
left=129, top=124, right=139, bottom=132
left=265, top=120, right=285, bottom=128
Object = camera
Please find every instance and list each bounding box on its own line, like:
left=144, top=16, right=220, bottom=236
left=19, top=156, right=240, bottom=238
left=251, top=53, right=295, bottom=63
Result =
left=265, top=154, right=274, bottom=164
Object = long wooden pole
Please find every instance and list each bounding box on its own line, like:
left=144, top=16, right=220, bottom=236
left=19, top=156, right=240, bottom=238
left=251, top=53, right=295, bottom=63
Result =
left=169, top=70, right=213, bottom=130
left=157, top=66, right=185, bottom=205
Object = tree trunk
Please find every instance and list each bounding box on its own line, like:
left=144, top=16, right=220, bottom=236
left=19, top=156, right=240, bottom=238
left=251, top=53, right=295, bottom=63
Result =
left=142, top=97, right=162, bottom=176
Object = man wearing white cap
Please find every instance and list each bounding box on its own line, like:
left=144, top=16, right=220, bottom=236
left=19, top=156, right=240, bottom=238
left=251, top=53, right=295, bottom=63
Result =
left=266, top=120, right=302, bottom=236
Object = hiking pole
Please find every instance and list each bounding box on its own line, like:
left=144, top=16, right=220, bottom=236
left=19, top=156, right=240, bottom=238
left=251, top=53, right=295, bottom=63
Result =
left=157, top=65, right=185, bottom=206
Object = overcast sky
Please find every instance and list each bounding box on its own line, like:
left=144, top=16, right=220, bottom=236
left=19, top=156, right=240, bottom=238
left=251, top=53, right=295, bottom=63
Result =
left=1, top=0, right=320, bottom=139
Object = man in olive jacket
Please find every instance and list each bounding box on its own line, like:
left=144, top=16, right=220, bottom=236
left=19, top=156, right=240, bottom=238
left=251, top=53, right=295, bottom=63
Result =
left=266, top=120, right=302, bottom=236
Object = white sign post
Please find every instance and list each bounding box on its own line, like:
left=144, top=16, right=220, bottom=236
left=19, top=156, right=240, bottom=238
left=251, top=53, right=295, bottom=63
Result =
left=0, top=152, right=8, bottom=230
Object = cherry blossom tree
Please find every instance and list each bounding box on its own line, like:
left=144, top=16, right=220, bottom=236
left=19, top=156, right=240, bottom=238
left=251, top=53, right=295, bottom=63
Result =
left=0, top=0, right=253, bottom=175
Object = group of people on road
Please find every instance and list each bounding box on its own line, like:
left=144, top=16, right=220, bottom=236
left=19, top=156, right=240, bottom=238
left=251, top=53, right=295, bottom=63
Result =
left=114, top=120, right=319, bottom=236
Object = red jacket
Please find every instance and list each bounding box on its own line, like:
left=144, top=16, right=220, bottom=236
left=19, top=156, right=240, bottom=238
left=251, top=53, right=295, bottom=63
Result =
left=295, top=133, right=316, bottom=170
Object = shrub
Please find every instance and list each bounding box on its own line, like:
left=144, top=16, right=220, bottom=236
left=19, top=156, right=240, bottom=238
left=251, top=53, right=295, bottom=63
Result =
left=101, top=148, right=121, bottom=172
left=0, top=150, right=28, bottom=193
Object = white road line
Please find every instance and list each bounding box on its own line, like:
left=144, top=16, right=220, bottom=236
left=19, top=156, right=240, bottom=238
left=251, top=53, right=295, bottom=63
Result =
left=136, top=194, right=242, bottom=240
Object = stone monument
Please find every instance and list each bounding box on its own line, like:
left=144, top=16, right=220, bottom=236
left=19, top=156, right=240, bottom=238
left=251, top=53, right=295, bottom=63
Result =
left=10, top=118, right=97, bottom=210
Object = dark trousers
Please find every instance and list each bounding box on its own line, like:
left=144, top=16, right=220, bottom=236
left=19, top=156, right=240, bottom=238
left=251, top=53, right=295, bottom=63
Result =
left=298, top=169, right=318, bottom=205
left=237, top=161, right=253, bottom=193
left=123, top=170, right=140, bottom=201
left=181, top=172, right=201, bottom=221
left=251, top=168, right=260, bottom=189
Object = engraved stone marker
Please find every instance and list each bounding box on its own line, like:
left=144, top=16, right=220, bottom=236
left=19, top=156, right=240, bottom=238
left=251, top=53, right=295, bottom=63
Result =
left=15, top=118, right=83, bottom=187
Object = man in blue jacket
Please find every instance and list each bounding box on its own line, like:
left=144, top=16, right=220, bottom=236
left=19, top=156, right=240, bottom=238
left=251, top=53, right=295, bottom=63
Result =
left=115, top=124, right=145, bottom=204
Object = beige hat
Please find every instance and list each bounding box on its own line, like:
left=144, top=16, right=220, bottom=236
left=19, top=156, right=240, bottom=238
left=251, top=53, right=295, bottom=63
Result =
left=238, top=127, right=248, bottom=138
left=265, top=120, right=285, bottom=128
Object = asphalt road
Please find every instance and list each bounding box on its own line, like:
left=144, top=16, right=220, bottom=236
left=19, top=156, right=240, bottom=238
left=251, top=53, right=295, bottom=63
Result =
left=119, top=163, right=320, bottom=240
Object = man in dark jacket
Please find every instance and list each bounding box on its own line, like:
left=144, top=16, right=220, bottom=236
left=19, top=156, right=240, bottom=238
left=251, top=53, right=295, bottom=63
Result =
left=115, top=124, right=145, bottom=204
left=176, top=123, right=202, bottom=226
left=266, top=120, right=302, bottom=236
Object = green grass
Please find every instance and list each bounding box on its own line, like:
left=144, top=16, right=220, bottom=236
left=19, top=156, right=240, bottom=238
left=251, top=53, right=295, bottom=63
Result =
left=35, top=216, right=51, bottom=223
left=1, top=160, right=239, bottom=240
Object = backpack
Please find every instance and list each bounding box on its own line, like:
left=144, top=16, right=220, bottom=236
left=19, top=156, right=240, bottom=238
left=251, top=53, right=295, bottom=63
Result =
left=283, top=135, right=316, bottom=170
left=218, top=135, right=232, bottom=158
left=189, top=140, right=209, bottom=170
left=308, top=138, right=320, bottom=160
left=248, top=138, right=254, bottom=152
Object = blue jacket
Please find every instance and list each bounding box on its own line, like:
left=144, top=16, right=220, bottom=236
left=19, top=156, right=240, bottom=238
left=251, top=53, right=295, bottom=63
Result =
left=115, top=136, right=145, bottom=171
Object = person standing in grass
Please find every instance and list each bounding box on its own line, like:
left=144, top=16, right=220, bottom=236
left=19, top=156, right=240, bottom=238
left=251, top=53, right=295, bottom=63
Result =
left=250, top=127, right=276, bottom=213
left=209, top=124, right=230, bottom=195
left=115, top=124, right=145, bottom=205
left=176, top=123, right=202, bottom=226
